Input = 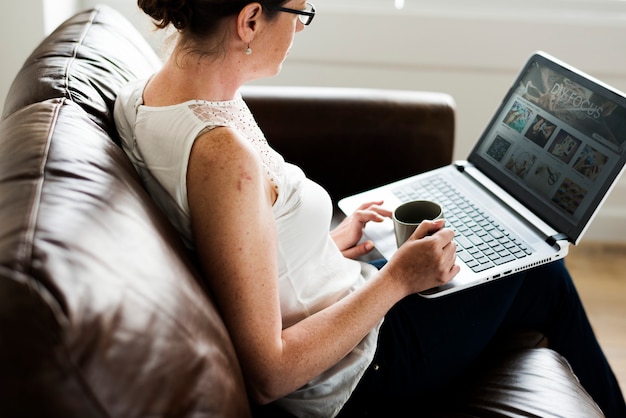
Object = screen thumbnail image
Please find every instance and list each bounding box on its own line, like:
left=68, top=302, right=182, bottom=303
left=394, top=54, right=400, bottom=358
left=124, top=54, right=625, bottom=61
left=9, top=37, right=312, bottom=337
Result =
left=525, top=115, right=556, bottom=148
left=551, top=178, right=588, bottom=216
left=505, top=148, right=537, bottom=179
left=572, top=145, right=609, bottom=181
left=503, top=101, right=533, bottom=133
left=548, top=130, right=582, bottom=164
left=485, top=135, right=512, bottom=163
left=526, top=162, right=562, bottom=197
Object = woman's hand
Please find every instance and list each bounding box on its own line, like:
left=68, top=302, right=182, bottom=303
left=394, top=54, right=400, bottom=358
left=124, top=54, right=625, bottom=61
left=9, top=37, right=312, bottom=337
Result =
left=330, top=200, right=392, bottom=259
left=382, top=219, right=460, bottom=294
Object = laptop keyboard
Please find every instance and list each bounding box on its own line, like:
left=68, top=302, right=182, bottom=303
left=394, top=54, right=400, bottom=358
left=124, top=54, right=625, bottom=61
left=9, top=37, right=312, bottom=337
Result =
left=393, top=176, right=533, bottom=273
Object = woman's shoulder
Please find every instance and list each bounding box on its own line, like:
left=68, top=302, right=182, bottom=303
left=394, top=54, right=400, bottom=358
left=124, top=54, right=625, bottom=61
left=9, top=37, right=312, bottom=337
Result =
left=188, top=126, right=277, bottom=205
left=192, top=125, right=262, bottom=168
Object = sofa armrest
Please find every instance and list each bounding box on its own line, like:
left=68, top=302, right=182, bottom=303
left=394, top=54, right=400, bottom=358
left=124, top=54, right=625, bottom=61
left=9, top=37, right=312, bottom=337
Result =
left=242, top=85, right=455, bottom=202
left=451, top=348, right=605, bottom=417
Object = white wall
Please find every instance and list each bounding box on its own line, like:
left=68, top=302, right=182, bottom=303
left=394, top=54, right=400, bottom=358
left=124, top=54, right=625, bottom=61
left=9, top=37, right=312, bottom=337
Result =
left=2, top=0, right=626, bottom=242
left=273, top=1, right=626, bottom=242
left=0, top=1, right=46, bottom=117
left=0, top=0, right=79, bottom=118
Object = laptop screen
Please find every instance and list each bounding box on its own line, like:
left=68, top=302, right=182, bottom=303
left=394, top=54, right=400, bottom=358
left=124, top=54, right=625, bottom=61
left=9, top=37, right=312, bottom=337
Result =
left=469, top=52, right=626, bottom=244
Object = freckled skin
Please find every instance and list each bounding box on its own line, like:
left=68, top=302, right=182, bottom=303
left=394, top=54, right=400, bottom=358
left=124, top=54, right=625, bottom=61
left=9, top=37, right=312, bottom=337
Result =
left=238, top=170, right=254, bottom=191
left=142, top=0, right=459, bottom=405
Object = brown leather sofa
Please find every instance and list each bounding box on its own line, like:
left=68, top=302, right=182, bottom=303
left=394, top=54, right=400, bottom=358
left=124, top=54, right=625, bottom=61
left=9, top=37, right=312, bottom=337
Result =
left=0, top=5, right=605, bottom=418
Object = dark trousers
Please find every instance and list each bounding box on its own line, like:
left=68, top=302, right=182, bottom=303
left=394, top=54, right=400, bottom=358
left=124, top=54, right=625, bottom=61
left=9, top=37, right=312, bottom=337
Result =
left=340, top=260, right=626, bottom=417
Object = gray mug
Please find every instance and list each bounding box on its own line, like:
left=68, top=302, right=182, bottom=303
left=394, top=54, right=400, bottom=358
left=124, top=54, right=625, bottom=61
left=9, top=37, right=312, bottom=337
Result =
left=392, top=200, right=444, bottom=247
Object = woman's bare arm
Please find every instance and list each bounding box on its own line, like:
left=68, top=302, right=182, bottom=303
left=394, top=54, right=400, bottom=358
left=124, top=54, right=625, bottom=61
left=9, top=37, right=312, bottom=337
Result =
left=186, top=128, right=458, bottom=404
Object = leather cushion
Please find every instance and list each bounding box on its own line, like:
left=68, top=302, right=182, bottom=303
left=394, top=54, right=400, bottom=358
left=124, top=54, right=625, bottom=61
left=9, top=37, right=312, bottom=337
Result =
left=450, top=348, right=605, bottom=417
left=1, top=5, right=161, bottom=141
left=0, top=99, right=250, bottom=417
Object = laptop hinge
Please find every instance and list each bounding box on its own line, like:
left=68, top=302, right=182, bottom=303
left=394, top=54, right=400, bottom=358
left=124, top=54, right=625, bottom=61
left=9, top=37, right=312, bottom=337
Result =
left=546, top=233, right=569, bottom=246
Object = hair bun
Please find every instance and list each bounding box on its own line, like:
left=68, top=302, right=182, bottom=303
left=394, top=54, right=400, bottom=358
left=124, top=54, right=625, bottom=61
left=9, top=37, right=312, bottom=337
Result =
left=138, top=0, right=191, bottom=30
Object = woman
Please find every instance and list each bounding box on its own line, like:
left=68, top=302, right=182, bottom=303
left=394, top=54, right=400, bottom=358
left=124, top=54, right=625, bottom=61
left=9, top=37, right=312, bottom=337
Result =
left=114, top=1, right=625, bottom=416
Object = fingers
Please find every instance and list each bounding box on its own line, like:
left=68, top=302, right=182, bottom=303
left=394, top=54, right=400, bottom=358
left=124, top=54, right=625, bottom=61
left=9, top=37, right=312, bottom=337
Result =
left=341, top=240, right=375, bottom=259
left=354, top=210, right=386, bottom=224
left=440, top=233, right=459, bottom=280
left=385, top=231, right=459, bottom=293
left=424, top=236, right=458, bottom=286
left=443, top=239, right=458, bottom=270
left=409, top=221, right=458, bottom=282
left=354, top=201, right=392, bottom=220
left=356, top=200, right=384, bottom=210
left=410, top=219, right=447, bottom=239
left=352, top=208, right=391, bottom=226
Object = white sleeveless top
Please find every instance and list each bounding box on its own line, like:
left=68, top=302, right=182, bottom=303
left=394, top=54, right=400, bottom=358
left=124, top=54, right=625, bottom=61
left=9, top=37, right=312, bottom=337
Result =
left=114, top=79, right=381, bottom=417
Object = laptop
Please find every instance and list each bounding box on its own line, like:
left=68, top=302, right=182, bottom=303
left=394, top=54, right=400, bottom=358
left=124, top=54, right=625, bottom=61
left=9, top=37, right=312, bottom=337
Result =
left=338, top=51, right=626, bottom=298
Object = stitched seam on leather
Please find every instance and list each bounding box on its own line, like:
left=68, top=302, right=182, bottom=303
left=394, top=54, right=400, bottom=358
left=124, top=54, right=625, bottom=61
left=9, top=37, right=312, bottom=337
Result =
left=7, top=81, right=108, bottom=415
left=63, top=8, right=99, bottom=101
left=59, top=9, right=115, bottom=416
left=18, top=99, right=63, bottom=271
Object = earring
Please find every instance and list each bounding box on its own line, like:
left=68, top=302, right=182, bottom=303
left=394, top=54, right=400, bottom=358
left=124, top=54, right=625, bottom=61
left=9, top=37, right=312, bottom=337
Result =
left=245, top=44, right=252, bottom=55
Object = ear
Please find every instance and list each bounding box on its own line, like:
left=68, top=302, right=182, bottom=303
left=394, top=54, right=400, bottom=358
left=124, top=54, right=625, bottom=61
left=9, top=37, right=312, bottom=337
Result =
left=237, top=2, right=263, bottom=43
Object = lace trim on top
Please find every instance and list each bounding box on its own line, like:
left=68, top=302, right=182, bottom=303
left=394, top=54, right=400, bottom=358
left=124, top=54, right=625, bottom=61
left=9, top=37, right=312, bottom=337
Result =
left=189, top=99, right=283, bottom=191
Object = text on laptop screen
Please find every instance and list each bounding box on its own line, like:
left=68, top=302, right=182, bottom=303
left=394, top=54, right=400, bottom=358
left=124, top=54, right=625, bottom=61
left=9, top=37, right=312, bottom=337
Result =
left=470, top=53, right=626, bottom=242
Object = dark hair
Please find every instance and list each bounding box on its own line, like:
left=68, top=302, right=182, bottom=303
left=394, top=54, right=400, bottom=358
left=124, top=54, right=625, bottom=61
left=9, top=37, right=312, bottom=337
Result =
left=138, top=0, right=287, bottom=34
left=138, top=0, right=289, bottom=59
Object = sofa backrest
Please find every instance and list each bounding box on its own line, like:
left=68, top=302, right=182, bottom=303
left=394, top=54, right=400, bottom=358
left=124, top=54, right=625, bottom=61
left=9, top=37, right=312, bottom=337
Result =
left=1, top=5, right=161, bottom=141
left=243, top=85, right=456, bottom=201
left=0, top=6, right=250, bottom=417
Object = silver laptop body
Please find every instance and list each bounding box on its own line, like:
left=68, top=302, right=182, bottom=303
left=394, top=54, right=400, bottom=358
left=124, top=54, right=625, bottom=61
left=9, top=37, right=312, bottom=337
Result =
left=338, top=51, right=626, bottom=297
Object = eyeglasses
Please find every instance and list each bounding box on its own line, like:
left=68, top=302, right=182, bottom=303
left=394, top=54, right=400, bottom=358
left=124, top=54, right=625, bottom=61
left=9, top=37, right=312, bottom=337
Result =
left=265, top=2, right=316, bottom=26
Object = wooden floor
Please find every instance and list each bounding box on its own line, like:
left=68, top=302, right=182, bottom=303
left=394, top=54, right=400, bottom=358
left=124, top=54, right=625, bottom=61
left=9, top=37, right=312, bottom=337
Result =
left=566, top=241, right=626, bottom=391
